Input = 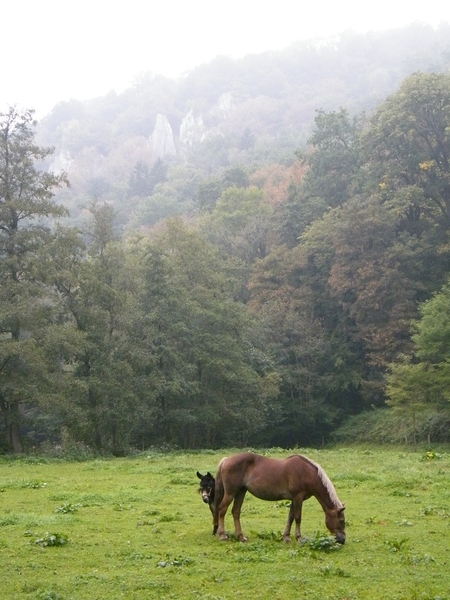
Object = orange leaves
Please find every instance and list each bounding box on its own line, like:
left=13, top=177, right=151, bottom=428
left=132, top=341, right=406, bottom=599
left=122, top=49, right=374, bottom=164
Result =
left=250, top=161, right=307, bottom=207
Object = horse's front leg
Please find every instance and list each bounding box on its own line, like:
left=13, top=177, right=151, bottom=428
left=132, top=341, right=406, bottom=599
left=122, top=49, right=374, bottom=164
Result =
left=209, top=502, right=216, bottom=535
left=282, top=502, right=294, bottom=543
left=292, top=497, right=303, bottom=542
left=231, top=488, right=247, bottom=542
left=283, top=498, right=303, bottom=543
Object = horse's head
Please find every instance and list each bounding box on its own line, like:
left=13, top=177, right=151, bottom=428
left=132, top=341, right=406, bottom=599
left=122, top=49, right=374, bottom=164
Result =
left=325, top=505, right=346, bottom=545
left=196, top=471, right=215, bottom=506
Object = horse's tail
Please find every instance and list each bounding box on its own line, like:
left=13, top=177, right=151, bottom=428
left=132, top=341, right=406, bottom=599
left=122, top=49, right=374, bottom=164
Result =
left=213, top=457, right=227, bottom=535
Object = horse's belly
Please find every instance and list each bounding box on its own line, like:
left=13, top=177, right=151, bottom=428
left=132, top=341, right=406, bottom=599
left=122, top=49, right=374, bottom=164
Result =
left=247, top=485, right=292, bottom=502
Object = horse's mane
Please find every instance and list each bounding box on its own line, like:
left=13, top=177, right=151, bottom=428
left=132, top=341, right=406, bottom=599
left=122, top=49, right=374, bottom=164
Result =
left=306, top=457, right=343, bottom=509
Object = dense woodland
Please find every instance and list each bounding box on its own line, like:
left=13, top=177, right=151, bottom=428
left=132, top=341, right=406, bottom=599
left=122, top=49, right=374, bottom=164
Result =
left=2, top=24, right=450, bottom=454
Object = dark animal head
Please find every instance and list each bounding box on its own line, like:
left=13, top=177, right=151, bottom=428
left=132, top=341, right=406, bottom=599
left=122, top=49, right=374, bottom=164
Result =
left=196, top=471, right=215, bottom=505
left=325, top=505, right=346, bottom=545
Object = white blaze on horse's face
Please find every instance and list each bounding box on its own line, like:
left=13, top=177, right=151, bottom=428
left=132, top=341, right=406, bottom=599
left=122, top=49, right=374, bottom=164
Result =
left=202, top=489, right=212, bottom=504
left=197, top=471, right=215, bottom=506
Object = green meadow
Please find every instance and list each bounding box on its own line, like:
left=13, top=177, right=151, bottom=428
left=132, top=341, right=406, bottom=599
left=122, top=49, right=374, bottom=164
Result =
left=0, top=447, right=449, bottom=600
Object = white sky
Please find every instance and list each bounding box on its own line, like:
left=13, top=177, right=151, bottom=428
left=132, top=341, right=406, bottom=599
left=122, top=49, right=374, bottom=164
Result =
left=2, top=0, right=449, bottom=118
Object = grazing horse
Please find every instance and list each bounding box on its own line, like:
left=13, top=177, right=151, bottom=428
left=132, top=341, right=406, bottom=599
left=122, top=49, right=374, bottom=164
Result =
left=212, top=452, right=346, bottom=544
left=197, top=471, right=215, bottom=517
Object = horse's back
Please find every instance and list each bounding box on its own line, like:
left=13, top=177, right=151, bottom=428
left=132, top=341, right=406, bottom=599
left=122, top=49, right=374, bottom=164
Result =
left=217, top=452, right=259, bottom=477
left=217, top=453, right=308, bottom=500
left=219, top=452, right=310, bottom=477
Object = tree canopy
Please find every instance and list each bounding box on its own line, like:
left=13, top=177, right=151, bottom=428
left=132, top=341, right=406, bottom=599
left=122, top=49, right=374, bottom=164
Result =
left=4, top=43, right=450, bottom=452
left=0, top=107, right=67, bottom=452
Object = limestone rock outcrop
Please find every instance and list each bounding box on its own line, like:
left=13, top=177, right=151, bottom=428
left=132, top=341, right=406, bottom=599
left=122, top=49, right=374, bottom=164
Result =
left=49, top=150, right=73, bottom=175
left=179, top=109, right=205, bottom=147
left=151, top=114, right=176, bottom=158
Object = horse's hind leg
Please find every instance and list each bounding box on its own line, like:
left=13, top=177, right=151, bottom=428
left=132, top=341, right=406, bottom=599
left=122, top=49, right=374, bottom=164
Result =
left=231, top=488, right=247, bottom=542
left=216, top=493, right=235, bottom=541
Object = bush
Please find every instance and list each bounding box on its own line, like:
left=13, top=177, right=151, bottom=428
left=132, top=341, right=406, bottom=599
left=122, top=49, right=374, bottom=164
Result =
left=332, top=408, right=450, bottom=445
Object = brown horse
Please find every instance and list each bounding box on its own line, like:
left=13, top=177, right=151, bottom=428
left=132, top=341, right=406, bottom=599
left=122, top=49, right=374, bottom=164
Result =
left=212, top=452, right=346, bottom=544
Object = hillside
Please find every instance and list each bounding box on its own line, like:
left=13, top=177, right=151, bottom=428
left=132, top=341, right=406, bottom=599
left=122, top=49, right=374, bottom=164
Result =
left=36, top=23, right=450, bottom=229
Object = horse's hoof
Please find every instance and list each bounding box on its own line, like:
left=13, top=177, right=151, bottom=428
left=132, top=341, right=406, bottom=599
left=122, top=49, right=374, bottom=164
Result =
left=239, top=537, right=248, bottom=543
left=219, top=534, right=228, bottom=541
left=283, top=536, right=292, bottom=544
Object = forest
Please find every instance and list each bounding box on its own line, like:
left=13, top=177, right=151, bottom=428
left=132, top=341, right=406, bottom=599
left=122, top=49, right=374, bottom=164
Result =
left=2, top=23, right=450, bottom=454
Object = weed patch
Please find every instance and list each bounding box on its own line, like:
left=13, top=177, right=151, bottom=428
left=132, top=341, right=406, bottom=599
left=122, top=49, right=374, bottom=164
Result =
left=54, top=503, right=81, bottom=514
left=421, top=451, right=444, bottom=461
left=37, top=591, right=64, bottom=600
left=300, top=532, right=343, bottom=552
left=157, top=554, right=194, bottom=568
left=33, top=532, right=69, bottom=547
left=385, top=537, right=409, bottom=552
left=319, top=562, right=350, bottom=577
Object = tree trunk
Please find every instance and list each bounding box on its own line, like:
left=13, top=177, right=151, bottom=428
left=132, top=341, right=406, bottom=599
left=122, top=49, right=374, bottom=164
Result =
left=2, top=399, right=23, bottom=453
left=8, top=421, right=23, bottom=453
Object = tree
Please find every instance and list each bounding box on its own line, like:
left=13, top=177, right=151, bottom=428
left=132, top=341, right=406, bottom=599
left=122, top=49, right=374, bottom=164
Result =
left=248, top=241, right=361, bottom=445
left=326, top=196, right=419, bottom=372
left=386, top=281, right=450, bottom=444
left=364, top=72, right=450, bottom=229
left=199, top=186, right=273, bottom=264
left=129, top=161, right=152, bottom=198
left=273, top=74, right=450, bottom=411
left=330, top=72, right=450, bottom=387
left=135, top=218, right=278, bottom=447
left=387, top=281, right=450, bottom=410
left=222, top=165, right=249, bottom=188
left=196, top=176, right=224, bottom=211
left=299, top=108, right=363, bottom=209
left=0, top=107, right=67, bottom=452
left=276, top=109, right=363, bottom=248
left=275, top=181, right=327, bottom=248
left=46, top=202, right=143, bottom=453
left=128, top=158, right=168, bottom=198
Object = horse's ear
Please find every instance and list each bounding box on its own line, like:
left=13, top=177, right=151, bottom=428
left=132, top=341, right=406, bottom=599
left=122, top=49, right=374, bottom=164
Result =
left=196, top=471, right=203, bottom=479
left=207, top=472, right=213, bottom=478
left=339, top=505, right=345, bottom=513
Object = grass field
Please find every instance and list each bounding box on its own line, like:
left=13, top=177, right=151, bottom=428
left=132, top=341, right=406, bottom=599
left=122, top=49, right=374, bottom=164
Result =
left=0, top=446, right=449, bottom=599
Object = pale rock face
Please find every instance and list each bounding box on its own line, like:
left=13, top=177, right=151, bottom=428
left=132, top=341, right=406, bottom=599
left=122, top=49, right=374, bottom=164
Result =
left=151, top=114, right=176, bottom=158
left=214, top=92, right=235, bottom=117
left=49, top=150, right=73, bottom=174
left=179, top=109, right=205, bottom=147
left=178, top=93, right=235, bottom=151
